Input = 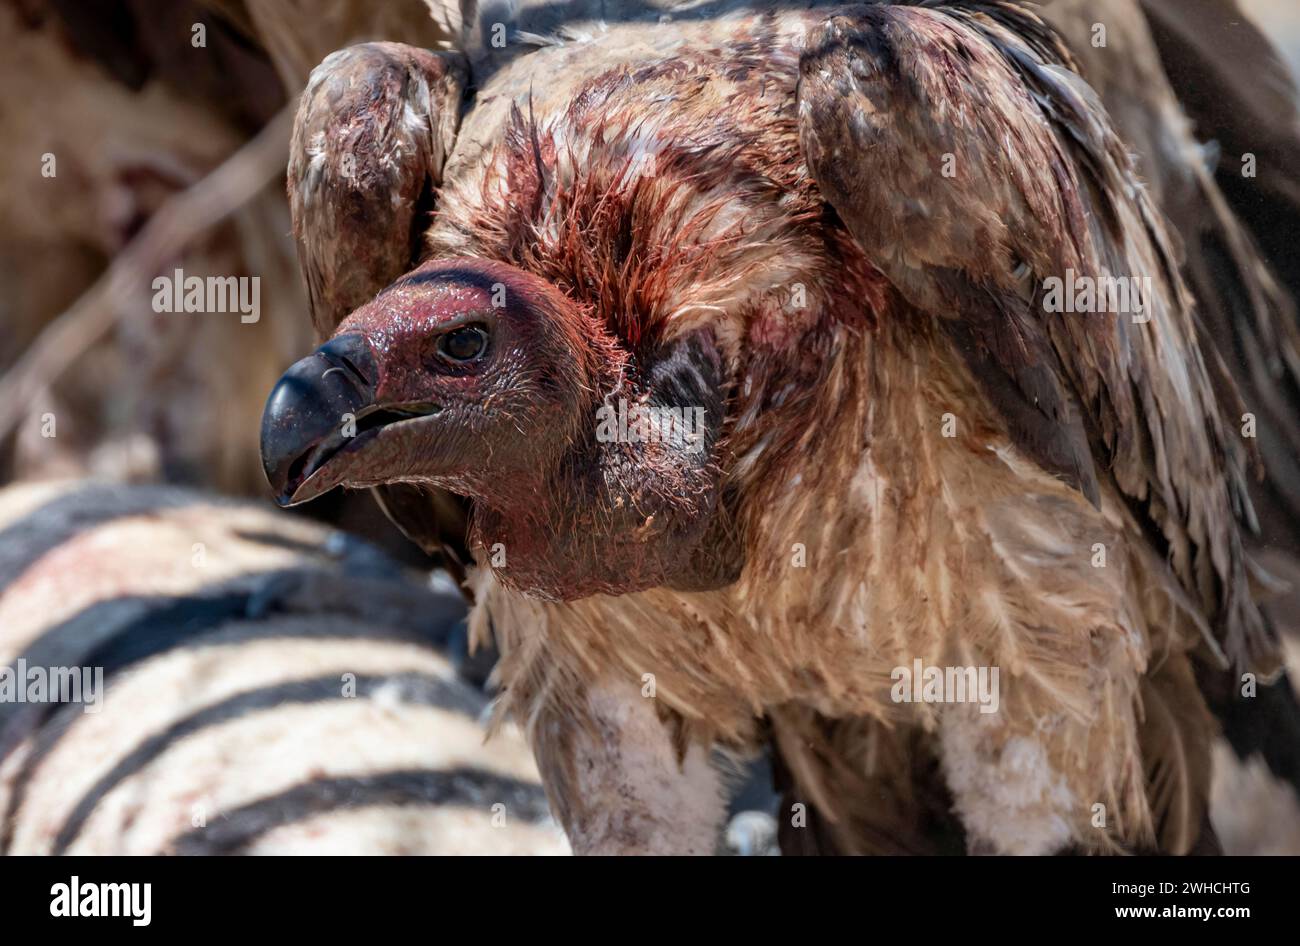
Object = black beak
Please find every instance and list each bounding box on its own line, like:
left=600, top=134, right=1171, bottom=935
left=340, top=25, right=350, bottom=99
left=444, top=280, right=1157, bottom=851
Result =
left=260, top=333, right=378, bottom=506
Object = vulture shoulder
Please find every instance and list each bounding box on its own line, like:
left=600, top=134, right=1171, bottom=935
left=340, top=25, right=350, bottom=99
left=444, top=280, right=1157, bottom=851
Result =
left=796, top=1, right=1274, bottom=674
left=288, top=41, right=466, bottom=337
left=1136, top=0, right=1300, bottom=554
left=286, top=41, right=473, bottom=585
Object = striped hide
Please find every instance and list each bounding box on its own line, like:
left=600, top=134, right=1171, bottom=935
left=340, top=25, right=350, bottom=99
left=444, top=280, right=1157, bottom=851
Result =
left=0, top=481, right=568, bottom=855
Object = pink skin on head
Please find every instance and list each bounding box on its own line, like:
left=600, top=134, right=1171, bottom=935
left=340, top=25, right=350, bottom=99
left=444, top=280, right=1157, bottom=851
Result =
left=284, top=256, right=735, bottom=600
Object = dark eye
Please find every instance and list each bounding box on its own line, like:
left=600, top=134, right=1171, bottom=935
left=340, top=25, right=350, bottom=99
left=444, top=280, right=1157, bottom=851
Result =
left=437, top=324, right=489, bottom=363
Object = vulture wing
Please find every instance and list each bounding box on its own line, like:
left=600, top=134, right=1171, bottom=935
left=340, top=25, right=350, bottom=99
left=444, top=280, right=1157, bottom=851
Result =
left=796, top=1, right=1274, bottom=675
left=1136, top=0, right=1300, bottom=556
left=288, top=41, right=465, bottom=335
left=286, top=41, right=474, bottom=587
left=1039, top=0, right=1300, bottom=812
left=1140, top=0, right=1300, bottom=294
left=1043, top=0, right=1300, bottom=562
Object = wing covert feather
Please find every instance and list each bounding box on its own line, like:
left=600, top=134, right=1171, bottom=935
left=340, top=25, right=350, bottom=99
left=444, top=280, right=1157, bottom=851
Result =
left=288, top=42, right=466, bottom=336
left=796, top=1, right=1273, bottom=672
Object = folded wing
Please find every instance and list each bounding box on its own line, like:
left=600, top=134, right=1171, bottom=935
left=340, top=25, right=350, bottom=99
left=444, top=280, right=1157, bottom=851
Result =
left=796, top=1, right=1273, bottom=673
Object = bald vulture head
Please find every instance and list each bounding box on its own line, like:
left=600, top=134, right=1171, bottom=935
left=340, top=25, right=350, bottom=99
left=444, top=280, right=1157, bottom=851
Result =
left=261, top=256, right=733, bottom=601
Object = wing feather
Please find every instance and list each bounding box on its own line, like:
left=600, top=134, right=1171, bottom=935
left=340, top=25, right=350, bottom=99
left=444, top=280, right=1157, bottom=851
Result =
left=796, top=1, right=1275, bottom=672
left=287, top=42, right=466, bottom=336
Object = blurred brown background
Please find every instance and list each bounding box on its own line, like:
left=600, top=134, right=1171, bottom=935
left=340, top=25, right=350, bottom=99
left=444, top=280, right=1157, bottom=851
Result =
left=1245, top=0, right=1300, bottom=76
left=0, top=0, right=458, bottom=504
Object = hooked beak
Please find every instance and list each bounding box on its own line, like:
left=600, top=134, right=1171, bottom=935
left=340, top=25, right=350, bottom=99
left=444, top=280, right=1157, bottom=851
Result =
left=260, top=333, right=439, bottom=506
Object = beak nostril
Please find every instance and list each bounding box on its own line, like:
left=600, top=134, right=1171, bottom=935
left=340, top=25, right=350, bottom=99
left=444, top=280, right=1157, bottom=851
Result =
left=337, top=355, right=372, bottom=387
left=316, top=333, right=379, bottom=390
left=261, top=330, right=438, bottom=506
left=320, top=353, right=372, bottom=390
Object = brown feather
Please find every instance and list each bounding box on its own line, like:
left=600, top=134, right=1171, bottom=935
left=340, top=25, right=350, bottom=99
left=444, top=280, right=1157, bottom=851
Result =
left=796, top=0, right=1276, bottom=676
left=1138, top=652, right=1215, bottom=855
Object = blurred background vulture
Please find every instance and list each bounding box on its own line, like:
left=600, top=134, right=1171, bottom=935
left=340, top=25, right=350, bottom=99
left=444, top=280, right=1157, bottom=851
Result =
left=253, top=0, right=1300, bottom=855
left=2, top=0, right=1299, bottom=857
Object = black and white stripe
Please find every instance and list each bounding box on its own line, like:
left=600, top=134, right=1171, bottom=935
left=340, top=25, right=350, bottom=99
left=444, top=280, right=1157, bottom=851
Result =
left=0, top=482, right=566, bottom=855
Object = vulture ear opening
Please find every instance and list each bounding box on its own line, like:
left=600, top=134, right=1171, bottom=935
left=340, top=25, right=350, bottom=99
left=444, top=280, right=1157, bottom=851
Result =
left=639, top=328, right=729, bottom=464
left=638, top=326, right=744, bottom=592
left=595, top=328, right=738, bottom=584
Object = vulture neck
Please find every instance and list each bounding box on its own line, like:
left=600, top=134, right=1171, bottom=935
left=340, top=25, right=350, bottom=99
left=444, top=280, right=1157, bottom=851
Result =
left=470, top=328, right=740, bottom=601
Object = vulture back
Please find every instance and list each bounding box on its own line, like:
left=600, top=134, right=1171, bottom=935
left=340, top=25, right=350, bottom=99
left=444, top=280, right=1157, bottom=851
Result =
left=0, top=481, right=566, bottom=855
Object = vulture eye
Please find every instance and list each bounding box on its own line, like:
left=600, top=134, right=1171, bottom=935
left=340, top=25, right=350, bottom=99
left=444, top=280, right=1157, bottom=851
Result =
left=437, top=324, right=490, bottom=363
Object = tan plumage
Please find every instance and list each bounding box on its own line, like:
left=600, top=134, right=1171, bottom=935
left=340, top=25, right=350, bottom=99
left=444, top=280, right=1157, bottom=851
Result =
left=272, top=0, right=1300, bottom=854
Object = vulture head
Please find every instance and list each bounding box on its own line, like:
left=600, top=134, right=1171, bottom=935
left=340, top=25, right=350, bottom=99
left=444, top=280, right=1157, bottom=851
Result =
left=262, top=256, right=735, bottom=601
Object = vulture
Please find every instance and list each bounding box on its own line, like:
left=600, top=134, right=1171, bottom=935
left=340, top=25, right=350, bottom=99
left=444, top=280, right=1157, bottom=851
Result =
left=261, top=0, right=1300, bottom=854
left=0, top=481, right=567, bottom=855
